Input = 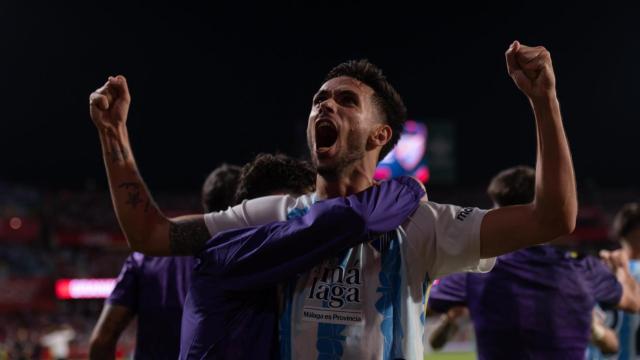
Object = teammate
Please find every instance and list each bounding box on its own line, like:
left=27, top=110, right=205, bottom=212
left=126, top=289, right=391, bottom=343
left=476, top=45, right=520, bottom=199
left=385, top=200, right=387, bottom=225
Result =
left=427, top=166, right=640, bottom=359
left=182, top=176, right=424, bottom=358
left=89, top=41, right=577, bottom=358
left=587, top=203, right=640, bottom=360
left=201, top=163, right=242, bottom=212
left=88, top=164, right=240, bottom=359
left=89, top=156, right=314, bottom=359
left=234, top=153, right=316, bottom=202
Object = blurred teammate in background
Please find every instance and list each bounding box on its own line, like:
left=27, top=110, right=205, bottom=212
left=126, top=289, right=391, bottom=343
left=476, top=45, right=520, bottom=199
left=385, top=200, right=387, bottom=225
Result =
left=428, top=166, right=640, bottom=360
left=587, top=203, right=640, bottom=360
left=88, top=164, right=241, bottom=359
left=201, top=164, right=242, bottom=213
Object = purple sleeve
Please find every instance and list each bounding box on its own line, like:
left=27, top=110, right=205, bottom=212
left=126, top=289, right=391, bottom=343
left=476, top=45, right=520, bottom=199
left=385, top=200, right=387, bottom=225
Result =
left=106, top=253, right=142, bottom=311
left=585, top=256, right=622, bottom=309
left=427, top=273, right=468, bottom=313
left=199, top=176, right=425, bottom=290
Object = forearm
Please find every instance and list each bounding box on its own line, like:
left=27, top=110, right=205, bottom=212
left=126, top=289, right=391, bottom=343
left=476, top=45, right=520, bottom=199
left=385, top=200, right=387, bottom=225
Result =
left=428, top=313, right=459, bottom=351
left=591, top=322, right=619, bottom=354
left=531, top=93, right=577, bottom=236
left=616, top=267, right=640, bottom=312
left=98, top=125, right=170, bottom=254
left=89, top=304, right=133, bottom=360
left=89, top=341, right=117, bottom=360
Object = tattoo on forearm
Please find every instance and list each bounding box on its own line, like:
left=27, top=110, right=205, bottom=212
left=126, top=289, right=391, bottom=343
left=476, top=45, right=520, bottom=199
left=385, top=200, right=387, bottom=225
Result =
left=108, top=148, right=129, bottom=164
left=169, top=219, right=210, bottom=255
left=102, top=131, right=131, bottom=165
left=118, top=182, right=151, bottom=212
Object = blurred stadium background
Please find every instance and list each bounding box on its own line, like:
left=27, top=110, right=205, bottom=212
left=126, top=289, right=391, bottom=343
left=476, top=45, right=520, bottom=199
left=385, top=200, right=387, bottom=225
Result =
left=1, top=1, right=639, bottom=359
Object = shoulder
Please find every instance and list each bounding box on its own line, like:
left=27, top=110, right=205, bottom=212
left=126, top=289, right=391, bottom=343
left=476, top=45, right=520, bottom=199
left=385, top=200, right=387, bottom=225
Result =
left=203, top=194, right=309, bottom=234
left=403, top=201, right=488, bottom=237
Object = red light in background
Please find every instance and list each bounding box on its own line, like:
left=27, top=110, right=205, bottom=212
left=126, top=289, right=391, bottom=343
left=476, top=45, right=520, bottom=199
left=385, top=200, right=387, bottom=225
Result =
left=55, top=278, right=116, bottom=299
left=56, top=279, right=71, bottom=299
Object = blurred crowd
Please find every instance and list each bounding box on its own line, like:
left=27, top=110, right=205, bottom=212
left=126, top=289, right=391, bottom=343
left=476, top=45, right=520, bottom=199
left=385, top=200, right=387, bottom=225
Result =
left=0, top=181, right=199, bottom=359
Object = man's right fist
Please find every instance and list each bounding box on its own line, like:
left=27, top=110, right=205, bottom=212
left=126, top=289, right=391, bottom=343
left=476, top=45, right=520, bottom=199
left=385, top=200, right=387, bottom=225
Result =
left=89, top=75, right=131, bottom=129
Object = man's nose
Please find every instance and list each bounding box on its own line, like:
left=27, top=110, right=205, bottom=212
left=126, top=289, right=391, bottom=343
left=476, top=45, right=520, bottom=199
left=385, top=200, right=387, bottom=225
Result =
left=319, top=98, right=337, bottom=114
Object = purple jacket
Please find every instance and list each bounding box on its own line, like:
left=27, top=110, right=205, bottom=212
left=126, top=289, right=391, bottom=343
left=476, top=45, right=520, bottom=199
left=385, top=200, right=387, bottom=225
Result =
left=428, top=245, right=622, bottom=360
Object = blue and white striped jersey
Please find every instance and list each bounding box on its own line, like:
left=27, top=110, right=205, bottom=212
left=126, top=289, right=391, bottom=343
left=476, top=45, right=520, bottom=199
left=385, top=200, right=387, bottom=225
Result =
left=204, top=193, right=494, bottom=359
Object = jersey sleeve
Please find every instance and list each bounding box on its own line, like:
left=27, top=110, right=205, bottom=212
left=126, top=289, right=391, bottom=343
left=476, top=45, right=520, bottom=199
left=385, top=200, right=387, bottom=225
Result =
left=403, top=201, right=495, bottom=280
left=106, top=252, right=142, bottom=311
left=203, top=195, right=296, bottom=236
left=427, top=273, right=468, bottom=313
left=585, top=256, right=623, bottom=309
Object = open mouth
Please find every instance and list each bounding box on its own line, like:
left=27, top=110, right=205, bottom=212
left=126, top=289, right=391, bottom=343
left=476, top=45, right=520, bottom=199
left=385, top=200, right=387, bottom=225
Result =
left=315, top=120, right=338, bottom=153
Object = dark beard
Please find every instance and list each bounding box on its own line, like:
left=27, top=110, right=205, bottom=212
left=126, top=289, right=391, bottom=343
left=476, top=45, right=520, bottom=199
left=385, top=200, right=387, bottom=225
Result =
left=313, top=145, right=365, bottom=182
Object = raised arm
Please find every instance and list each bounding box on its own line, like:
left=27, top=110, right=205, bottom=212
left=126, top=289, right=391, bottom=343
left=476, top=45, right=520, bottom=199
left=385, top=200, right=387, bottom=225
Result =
left=89, top=76, right=209, bottom=256
left=480, top=42, right=577, bottom=258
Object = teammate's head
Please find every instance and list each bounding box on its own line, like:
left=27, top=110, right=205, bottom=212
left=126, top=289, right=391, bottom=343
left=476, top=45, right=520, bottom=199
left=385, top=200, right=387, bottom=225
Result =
left=487, top=165, right=535, bottom=208
left=235, top=153, right=316, bottom=203
left=307, top=59, right=406, bottom=180
left=612, top=203, right=640, bottom=245
left=201, top=163, right=242, bottom=212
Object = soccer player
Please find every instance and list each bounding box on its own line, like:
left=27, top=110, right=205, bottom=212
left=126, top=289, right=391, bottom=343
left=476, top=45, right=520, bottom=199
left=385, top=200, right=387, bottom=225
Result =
left=88, top=164, right=240, bottom=359
left=427, top=166, right=640, bottom=359
left=89, top=41, right=577, bottom=358
left=201, top=163, right=242, bottom=213
left=587, top=203, right=640, bottom=360
left=233, top=153, right=316, bottom=202
left=183, top=175, right=425, bottom=358
left=89, top=155, right=316, bottom=359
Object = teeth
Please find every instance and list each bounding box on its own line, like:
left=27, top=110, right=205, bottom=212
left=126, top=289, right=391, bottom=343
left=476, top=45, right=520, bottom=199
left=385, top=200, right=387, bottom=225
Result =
left=317, top=120, right=335, bottom=129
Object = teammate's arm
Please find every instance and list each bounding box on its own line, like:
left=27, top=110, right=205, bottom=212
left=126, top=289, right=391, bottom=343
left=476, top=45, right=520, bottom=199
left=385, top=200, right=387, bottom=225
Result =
left=601, top=249, right=640, bottom=312
left=89, top=76, right=209, bottom=256
left=479, top=42, right=577, bottom=258
left=428, top=306, right=467, bottom=351
left=89, top=304, right=134, bottom=360
left=590, top=308, right=619, bottom=354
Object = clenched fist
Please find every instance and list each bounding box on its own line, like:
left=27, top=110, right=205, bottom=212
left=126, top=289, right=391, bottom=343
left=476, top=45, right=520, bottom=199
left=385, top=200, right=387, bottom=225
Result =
left=89, top=75, right=131, bottom=130
left=505, top=41, right=556, bottom=100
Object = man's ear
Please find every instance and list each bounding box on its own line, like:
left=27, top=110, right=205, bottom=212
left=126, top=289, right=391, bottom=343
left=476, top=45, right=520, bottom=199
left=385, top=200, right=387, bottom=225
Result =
left=367, top=124, right=392, bottom=150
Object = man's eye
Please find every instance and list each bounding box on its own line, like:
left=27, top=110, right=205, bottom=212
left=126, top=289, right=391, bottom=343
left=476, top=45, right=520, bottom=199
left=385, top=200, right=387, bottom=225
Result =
left=341, top=96, right=356, bottom=105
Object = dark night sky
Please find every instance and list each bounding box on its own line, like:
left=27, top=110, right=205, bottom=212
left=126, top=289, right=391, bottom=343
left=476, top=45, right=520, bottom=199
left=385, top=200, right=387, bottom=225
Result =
left=0, top=1, right=638, bottom=192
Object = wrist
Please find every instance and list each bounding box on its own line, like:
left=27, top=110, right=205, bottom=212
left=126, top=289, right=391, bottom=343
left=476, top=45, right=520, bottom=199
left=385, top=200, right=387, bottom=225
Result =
left=592, top=322, right=606, bottom=341
left=528, top=90, right=558, bottom=107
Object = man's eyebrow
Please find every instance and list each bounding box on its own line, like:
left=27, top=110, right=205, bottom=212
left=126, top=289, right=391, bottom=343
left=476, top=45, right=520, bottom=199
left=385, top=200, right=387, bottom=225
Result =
left=335, top=88, right=358, bottom=96
left=313, top=90, right=329, bottom=98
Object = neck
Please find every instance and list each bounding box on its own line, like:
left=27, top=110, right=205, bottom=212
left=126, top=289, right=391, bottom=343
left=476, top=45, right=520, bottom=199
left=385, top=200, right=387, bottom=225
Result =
left=315, top=161, right=377, bottom=199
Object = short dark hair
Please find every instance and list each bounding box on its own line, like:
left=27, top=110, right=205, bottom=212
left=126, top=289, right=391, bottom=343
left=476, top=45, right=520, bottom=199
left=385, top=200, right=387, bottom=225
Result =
left=325, top=59, right=407, bottom=160
left=612, top=203, right=640, bottom=239
left=235, top=153, right=316, bottom=203
left=201, top=163, right=242, bottom=212
left=487, top=165, right=535, bottom=207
